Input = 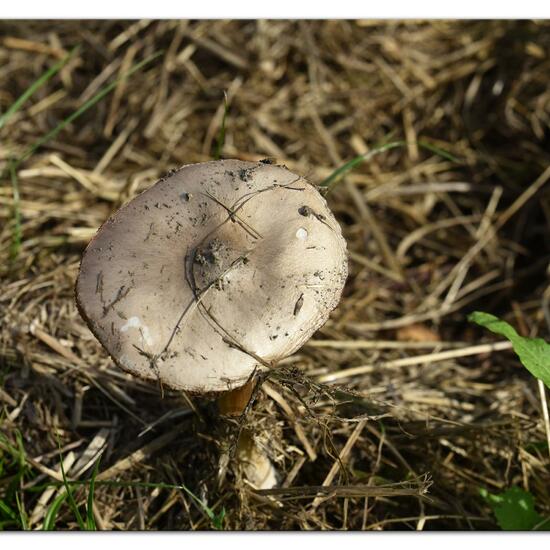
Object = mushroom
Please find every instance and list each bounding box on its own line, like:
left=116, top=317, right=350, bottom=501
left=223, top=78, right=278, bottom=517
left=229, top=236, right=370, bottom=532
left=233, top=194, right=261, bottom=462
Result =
left=76, top=159, right=347, bottom=487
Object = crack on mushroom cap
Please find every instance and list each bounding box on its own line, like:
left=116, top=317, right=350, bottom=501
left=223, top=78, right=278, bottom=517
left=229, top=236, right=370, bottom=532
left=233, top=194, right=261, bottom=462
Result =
left=76, top=160, right=348, bottom=394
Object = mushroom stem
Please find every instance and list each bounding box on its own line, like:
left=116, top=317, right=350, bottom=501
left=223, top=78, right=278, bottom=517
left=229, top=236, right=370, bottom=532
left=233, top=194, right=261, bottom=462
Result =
left=218, top=378, right=255, bottom=416
left=216, top=378, right=279, bottom=489
left=236, top=428, right=278, bottom=490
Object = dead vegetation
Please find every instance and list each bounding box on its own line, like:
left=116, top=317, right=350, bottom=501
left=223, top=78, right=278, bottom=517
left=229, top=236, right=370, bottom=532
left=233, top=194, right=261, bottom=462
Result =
left=1, top=20, right=550, bottom=530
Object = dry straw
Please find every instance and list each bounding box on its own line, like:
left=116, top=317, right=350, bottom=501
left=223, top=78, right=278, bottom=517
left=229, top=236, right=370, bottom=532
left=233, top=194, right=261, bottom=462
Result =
left=1, top=20, right=549, bottom=530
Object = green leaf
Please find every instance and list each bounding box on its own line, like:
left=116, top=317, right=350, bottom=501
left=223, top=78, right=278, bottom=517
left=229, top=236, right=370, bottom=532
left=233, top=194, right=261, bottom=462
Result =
left=468, top=311, right=550, bottom=389
left=480, top=486, right=550, bottom=531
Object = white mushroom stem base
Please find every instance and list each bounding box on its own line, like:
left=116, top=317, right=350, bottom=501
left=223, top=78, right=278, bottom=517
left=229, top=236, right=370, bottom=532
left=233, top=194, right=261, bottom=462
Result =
left=216, top=380, right=278, bottom=490
left=217, top=427, right=278, bottom=491
left=236, top=429, right=278, bottom=490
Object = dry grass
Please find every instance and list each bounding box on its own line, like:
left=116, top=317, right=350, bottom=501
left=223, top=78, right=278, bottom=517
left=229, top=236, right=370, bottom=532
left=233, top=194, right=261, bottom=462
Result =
left=1, top=19, right=550, bottom=531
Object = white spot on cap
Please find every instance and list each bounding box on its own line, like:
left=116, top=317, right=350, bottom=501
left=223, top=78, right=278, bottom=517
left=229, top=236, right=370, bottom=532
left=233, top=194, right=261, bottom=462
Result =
left=296, top=227, right=308, bottom=240
left=121, top=316, right=154, bottom=347
left=121, top=317, right=140, bottom=331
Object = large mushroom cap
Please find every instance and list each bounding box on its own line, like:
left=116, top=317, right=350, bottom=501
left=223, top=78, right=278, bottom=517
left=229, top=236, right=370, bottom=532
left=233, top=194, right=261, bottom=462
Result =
left=76, top=160, right=347, bottom=393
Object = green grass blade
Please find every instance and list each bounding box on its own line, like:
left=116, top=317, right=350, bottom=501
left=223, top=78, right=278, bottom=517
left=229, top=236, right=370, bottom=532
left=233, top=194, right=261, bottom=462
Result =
left=15, top=492, right=28, bottom=530
left=178, top=483, right=224, bottom=529
left=9, top=160, right=22, bottom=262
left=17, top=50, right=164, bottom=166
left=85, top=456, right=101, bottom=531
left=319, top=137, right=459, bottom=195
left=0, top=45, right=80, bottom=131
left=23, top=477, right=227, bottom=529
left=0, top=432, right=29, bottom=530
left=210, top=507, right=226, bottom=530
left=0, top=499, right=18, bottom=522
left=43, top=492, right=68, bottom=531
left=58, top=450, right=86, bottom=530
left=0, top=431, right=27, bottom=488
left=417, top=140, right=459, bottom=163
left=320, top=141, right=404, bottom=194
left=3, top=49, right=163, bottom=262
left=14, top=431, right=26, bottom=472
left=213, top=91, right=229, bottom=160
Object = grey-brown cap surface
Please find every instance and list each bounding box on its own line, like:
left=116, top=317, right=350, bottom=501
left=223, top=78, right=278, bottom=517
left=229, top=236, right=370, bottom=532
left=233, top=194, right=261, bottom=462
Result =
left=76, top=160, right=347, bottom=393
